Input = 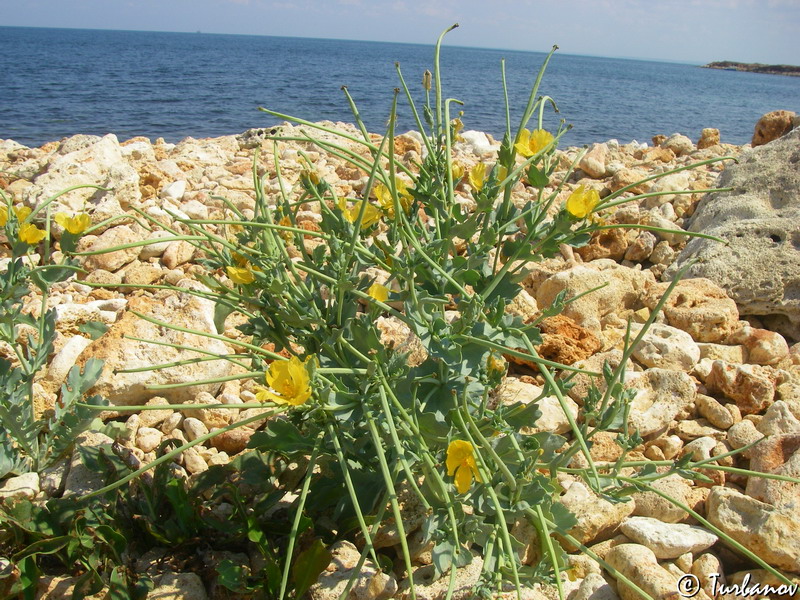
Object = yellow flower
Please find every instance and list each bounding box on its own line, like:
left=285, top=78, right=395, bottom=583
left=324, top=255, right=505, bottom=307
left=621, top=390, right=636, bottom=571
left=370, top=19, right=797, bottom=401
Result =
left=19, top=223, right=46, bottom=245
left=14, top=206, right=32, bottom=221
left=375, top=179, right=413, bottom=219
left=368, top=282, right=389, bottom=303
left=495, top=165, right=508, bottom=182
left=514, top=129, right=554, bottom=158
left=0, top=207, right=7, bottom=227
left=469, top=163, right=486, bottom=191
left=452, top=117, right=465, bottom=142
left=344, top=200, right=382, bottom=229
left=451, top=163, right=464, bottom=182
left=226, top=265, right=255, bottom=284
left=54, top=212, right=91, bottom=235
left=446, top=440, right=482, bottom=494
left=301, top=169, right=321, bottom=186
left=565, top=185, right=600, bottom=219
left=487, top=352, right=507, bottom=376
left=256, top=355, right=314, bottom=406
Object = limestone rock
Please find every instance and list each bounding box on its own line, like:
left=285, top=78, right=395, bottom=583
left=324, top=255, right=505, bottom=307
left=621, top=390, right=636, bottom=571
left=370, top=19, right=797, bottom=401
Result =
left=631, top=323, right=700, bottom=371
left=605, top=544, right=689, bottom=600
left=752, top=110, right=796, bottom=147
left=632, top=474, right=692, bottom=523
left=0, top=472, right=40, bottom=501
left=619, top=516, right=717, bottom=559
left=81, top=225, right=143, bottom=272
left=626, top=369, right=696, bottom=436
left=558, top=481, right=635, bottom=549
left=23, top=134, right=141, bottom=213
left=537, top=315, right=601, bottom=366
left=697, top=128, right=720, bottom=150
left=76, top=282, right=233, bottom=405
left=745, top=432, right=800, bottom=509
left=579, top=143, right=608, bottom=178
left=62, top=431, right=115, bottom=497
left=642, top=278, right=739, bottom=343
left=706, top=360, right=776, bottom=415
left=536, top=260, right=653, bottom=334
left=311, top=540, right=397, bottom=600
left=150, top=572, right=209, bottom=600
left=576, top=228, right=628, bottom=261
left=209, top=426, right=255, bottom=455
left=707, top=486, right=800, bottom=573
left=661, top=133, right=694, bottom=157
left=665, top=128, right=800, bottom=340
left=728, top=324, right=789, bottom=365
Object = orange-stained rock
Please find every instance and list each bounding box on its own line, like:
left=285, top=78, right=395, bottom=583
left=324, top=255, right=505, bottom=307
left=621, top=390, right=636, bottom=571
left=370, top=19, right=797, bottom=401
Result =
left=705, top=359, right=776, bottom=415
left=697, top=128, right=720, bottom=149
left=642, top=278, right=739, bottom=343
left=752, top=110, right=796, bottom=147
left=576, top=227, right=628, bottom=262
left=537, top=314, right=602, bottom=365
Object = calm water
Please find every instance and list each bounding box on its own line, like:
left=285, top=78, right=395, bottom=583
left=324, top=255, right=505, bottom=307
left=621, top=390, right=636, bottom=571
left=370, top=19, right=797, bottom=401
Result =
left=2, top=26, right=799, bottom=148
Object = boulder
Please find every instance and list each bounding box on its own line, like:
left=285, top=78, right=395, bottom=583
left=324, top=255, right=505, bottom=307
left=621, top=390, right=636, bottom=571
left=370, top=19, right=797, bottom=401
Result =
left=75, top=281, right=233, bottom=405
left=619, top=516, right=717, bottom=559
left=752, top=110, right=796, bottom=147
left=665, top=128, right=800, bottom=340
left=707, top=486, right=800, bottom=573
left=642, top=278, right=739, bottom=343
left=23, top=134, right=140, bottom=212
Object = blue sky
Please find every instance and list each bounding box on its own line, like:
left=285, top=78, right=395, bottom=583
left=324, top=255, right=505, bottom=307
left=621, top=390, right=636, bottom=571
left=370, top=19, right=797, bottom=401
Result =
left=3, top=0, right=798, bottom=64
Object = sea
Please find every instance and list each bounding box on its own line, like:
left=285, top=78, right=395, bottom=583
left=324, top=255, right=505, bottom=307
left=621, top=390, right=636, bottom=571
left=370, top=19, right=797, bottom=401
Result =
left=2, top=26, right=799, bottom=149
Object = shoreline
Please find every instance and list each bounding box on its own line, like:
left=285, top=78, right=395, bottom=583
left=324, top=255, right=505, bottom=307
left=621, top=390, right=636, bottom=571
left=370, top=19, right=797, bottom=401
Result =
left=702, top=60, right=800, bottom=77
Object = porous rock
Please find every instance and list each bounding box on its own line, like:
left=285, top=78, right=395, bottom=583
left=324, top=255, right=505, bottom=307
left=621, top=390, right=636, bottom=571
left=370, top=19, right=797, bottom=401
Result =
left=707, top=486, right=800, bottom=573
left=665, top=128, right=800, bottom=340
left=76, top=281, right=233, bottom=405
left=626, top=369, right=696, bottom=436
left=619, top=516, right=717, bottom=559
left=605, top=544, right=692, bottom=600
left=752, top=110, right=796, bottom=147
left=642, top=278, right=739, bottom=343
left=311, top=540, right=397, bottom=600
left=630, top=322, right=700, bottom=371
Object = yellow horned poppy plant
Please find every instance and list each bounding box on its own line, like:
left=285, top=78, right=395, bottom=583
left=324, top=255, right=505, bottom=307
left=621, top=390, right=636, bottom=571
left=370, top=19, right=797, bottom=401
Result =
left=256, top=355, right=314, bottom=406
left=446, top=440, right=481, bottom=494
left=565, top=185, right=600, bottom=219
left=514, top=128, right=554, bottom=158
left=55, top=212, right=91, bottom=235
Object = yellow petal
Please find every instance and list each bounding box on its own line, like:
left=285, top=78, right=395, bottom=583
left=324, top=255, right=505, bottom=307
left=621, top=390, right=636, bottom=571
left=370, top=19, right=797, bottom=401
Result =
left=514, top=129, right=533, bottom=157
left=19, top=223, right=46, bottom=245
left=368, top=282, right=389, bottom=303
left=55, top=212, right=91, bottom=235
left=454, top=464, right=472, bottom=494
left=469, top=163, right=486, bottom=191
left=0, top=208, right=7, bottom=227
left=528, top=129, right=554, bottom=155
left=565, top=185, right=600, bottom=219
left=226, top=265, right=255, bottom=284
left=446, top=440, right=474, bottom=476
left=14, top=206, right=32, bottom=222
left=451, top=163, right=464, bottom=182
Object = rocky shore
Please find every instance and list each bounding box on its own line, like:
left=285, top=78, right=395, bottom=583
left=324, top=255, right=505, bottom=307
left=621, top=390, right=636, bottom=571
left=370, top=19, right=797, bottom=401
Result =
left=1, top=109, right=799, bottom=599
left=702, top=61, right=800, bottom=77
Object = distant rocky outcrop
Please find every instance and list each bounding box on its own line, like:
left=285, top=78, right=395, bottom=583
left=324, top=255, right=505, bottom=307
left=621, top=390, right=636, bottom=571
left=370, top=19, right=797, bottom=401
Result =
left=703, top=61, right=800, bottom=77
left=666, top=126, right=800, bottom=340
